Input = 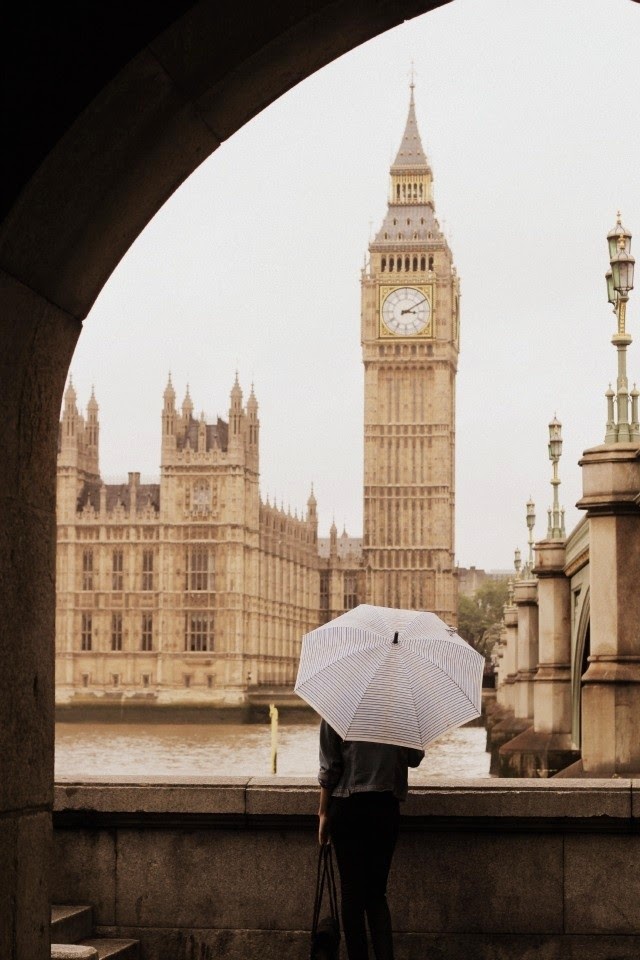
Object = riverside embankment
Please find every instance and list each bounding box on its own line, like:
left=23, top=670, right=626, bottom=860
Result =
left=54, top=777, right=640, bottom=960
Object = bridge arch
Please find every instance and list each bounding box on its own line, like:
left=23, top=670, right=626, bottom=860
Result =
left=571, top=586, right=591, bottom=750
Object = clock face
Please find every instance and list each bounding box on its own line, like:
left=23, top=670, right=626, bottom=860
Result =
left=193, top=483, right=211, bottom=508
left=381, top=287, right=431, bottom=336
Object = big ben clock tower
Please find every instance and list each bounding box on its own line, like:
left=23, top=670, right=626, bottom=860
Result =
left=362, top=84, right=459, bottom=623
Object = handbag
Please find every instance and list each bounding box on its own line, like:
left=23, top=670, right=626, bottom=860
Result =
left=310, top=843, right=340, bottom=960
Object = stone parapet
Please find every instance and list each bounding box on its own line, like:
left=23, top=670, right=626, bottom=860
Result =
left=53, top=777, right=640, bottom=960
left=577, top=443, right=640, bottom=515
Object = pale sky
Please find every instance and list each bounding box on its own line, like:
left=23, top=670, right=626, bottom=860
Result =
left=67, top=0, right=640, bottom=570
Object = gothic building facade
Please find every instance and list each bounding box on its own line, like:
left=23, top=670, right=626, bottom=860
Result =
left=56, top=377, right=321, bottom=705
left=55, top=88, right=460, bottom=707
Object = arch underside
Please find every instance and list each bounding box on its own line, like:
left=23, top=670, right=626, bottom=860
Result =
left=0, top=4, right=452, bottom=958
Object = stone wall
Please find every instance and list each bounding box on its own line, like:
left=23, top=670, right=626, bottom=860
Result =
left=53, top=777, right=640, bottom=959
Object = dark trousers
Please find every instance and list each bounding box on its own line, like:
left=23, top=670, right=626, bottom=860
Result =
left=329, top=791, right=400, bottom=960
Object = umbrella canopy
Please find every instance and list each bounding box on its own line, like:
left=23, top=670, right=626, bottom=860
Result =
left=294, top=603, right=485, bottom=750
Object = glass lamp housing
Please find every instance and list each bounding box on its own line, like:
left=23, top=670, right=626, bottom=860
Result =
left=611, top=247, right=635, bottom=295
left=606, top=269, right=616, bottom=305
left=608, top=218, right=632, bottom=260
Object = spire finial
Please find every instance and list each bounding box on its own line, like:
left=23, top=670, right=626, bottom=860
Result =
left=409, top=62, right=416, bottom=103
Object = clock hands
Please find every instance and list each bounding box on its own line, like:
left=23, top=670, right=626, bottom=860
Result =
left=400, top=296, right=428, bottom=315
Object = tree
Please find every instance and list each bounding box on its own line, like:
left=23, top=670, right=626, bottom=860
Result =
left=457, top=578, right=510, bottom=659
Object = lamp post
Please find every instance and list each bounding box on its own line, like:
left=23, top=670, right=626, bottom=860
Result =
left=605, top=213, right=638, bottom=443
left=547, top=415, right=565, bottom=539
left=525, top=498, right=536, bottom=577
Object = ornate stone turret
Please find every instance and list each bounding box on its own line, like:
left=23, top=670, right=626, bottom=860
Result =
left=307, top=485, right=317, bottom=525
left=57, top=379, right=101, bottom=521
left=60, top=378, right=79, bottom=448
left=198, top=411, right=207, bottom=453
left=161, top=374, right=177, bottom=457
left=246, top=384, right=259, bottom=470
left=86, top=387, right=99, bottom=457
left=228, top=373, right=245, bottom=452
left=182, top=384, right=193, bottom=423
left=329, top=519, right=338, bottom=560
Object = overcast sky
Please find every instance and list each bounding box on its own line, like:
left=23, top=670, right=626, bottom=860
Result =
left=68, top=0, right=640, bottom=571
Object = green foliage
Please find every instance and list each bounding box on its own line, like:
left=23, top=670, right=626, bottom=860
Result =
left=457, top=578, right=510, bottom=659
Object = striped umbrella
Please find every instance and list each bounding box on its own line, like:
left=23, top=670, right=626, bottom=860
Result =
left=294, top=604, right=485, bottom=750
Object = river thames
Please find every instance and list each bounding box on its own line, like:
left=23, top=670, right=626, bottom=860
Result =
left=54, top=721, right=491, bottom=779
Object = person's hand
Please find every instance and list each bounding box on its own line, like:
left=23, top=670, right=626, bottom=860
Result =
left=318, top=812, right=330, bottom=846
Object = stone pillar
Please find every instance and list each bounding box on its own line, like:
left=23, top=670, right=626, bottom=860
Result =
left=496, top=541, right=579, bottom=777
left=533, top=540, right=572, bottom=736
left=497, top=578, right=543, bottom=777
left=577, top=443, right=640, bottom=776
left=513, top=578, right=538, bottom=722
left=500, top=601, right=518, bottom=714
left=487, top=599, right=526, bottom=774
left=0, top=272, right=80, bottom=960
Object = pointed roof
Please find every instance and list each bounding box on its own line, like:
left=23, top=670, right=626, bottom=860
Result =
left=391, top=84, right=430, bottom=172
left=163, top=372, right=175, bottom=401
left=230, top=371, right=242, bottom=400
left=64, top=376, right=77, bottom=405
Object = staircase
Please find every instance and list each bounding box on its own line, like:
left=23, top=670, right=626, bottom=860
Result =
left=51, top=905, right=139, bottom=959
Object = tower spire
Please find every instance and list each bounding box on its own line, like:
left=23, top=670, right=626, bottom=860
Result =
left=390, top=82, right=430, bottom=175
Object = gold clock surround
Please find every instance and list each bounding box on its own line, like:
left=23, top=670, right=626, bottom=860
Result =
left=378, top=283, right=435, bottom=339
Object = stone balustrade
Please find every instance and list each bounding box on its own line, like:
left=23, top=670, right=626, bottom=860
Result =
left=53, top=776, right=640, bottom=960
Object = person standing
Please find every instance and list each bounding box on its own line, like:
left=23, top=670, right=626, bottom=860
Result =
left=318, top=719, right=424, bottom=960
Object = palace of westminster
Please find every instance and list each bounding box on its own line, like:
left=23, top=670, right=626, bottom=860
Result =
left=55, top=87, right=460, bottom=708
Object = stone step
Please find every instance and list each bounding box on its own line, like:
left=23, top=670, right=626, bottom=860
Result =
left=51, top=947, right=98, bottom=960
left=51, top=906, right=94, bottom=945
left=80, top=940, right=139, bottom=960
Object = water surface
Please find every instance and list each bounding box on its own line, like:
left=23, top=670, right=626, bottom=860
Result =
left=55, top=722, right=490, bottom=780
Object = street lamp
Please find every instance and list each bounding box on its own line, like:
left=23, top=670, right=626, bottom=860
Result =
left=547, top=415, right=565, bottom=540
left=605, top=213, right=639, bottom=442
left=525, top=498, right=536, bottom=577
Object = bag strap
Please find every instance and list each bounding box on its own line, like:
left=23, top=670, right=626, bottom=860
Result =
left=311, top=845, right=340, bottom=942
left=325, top=844, right=339, bottom=925
left=311, top=845, right=327, bottom=938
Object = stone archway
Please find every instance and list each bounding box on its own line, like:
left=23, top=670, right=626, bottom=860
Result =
left=0, top=3, right=450, bottom=958
left=572, top=587, right=591, bottom=750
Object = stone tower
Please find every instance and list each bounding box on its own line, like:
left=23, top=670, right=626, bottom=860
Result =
left=361, top=84, right=459, bottom=623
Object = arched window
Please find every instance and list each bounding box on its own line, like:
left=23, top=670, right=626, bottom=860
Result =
left=404, top=256, right=410, bottom=271
left=396, top=257, right=402, bottom=271
left=412, top=256, right=418, bottom=271
left=389, top=258, right=394, bottom=272
left=428, top=255, right=434, bottom=271
left=381, top=257, right=386, bottom=272
left=420, top=256, right=426, bottom=271
left=406, top=218, right=410, bottom=225
left=396, top=185, right=400, bottom=200
left=419, top=184, right=423, bottom=199
left=393, top=218, right=397, bottom=226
